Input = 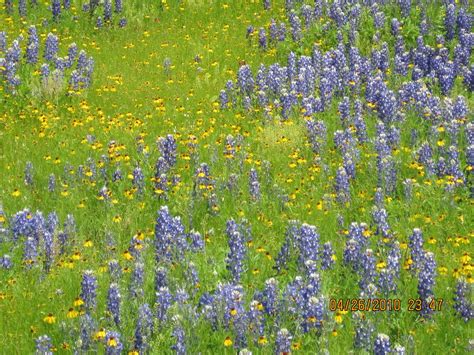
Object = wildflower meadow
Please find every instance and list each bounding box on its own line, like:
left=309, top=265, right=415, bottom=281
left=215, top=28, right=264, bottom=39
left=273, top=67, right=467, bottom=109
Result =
left=0, top=0, right=473, bottom=354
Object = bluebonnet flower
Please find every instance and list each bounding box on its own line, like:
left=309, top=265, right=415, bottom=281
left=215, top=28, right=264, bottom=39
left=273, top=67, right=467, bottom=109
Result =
left=417, top=142, right=436, bottom=175
left=302, top=296, right=324, bottom=332
left=233, top=309, right=249, bottom=349
left=219, top=89, right=229, bottom=109
left=24, top=162, right=34, bottom=186
left=263, top=0, right=270, bottom=10
left=297, top=58, right=315, bottom=96
left=115, top=0, right=123, bottom=13
left=0, top=255, right=13, bottom=269
left=403, top=178, right=414, bottom=200
left=44, top=33, right=59, bottom=62
left=262, top=278, right=279, bottom=316
left=335, top=166, right=350, bottom=205
left=297, top=223, right=320, bottom=269
left=338, top=97, right=350, bottom=127
left=188, top=230, right=204, bottom=251
left=10, top=209, right=35, bottom=242
left=56, top=231, right=69, bottom=255
left=242, top=95, right=252, bottom=111
left=79, top=313, right=96, bottom=351
left=63, top=0, right=71, bottom=10
left=275, top=328, right=292, bottom=354
left=269, top=19, right=278, bottom=43
left=359, top=249, right=376, bottom=292
left=80, top=270, right=98, bottom=312
left=445, top=4, right=456, bottom=41
left=393, top=344, right=406, bottom=355
left=172, top=326, right=186, bottom=355
left=399, top=0, right=411, bottom=17
left=112, top=166, right=122, bottom=182
left=343, top=153, right=356, bottom=180
left=409, top=228, right=425, bottom=271
left=418, top=252, right=437, bottom=318
left=314, top=0, right=323, bottom=19
left=391, top=18, right=401, bottom=36
left=156, top=206, right=187, bottom=262
left=158, top=134, right=177, bottom=168
left=96, top=16, right=103, bottom=28
left=19, top=0, right=27, bottom=18
left=175, top=288, right=189, bottom=307
left=258, top=28, right=267, bottom=50
left=23, top=235, right=38, bottom=268
left=104, top=0, right=112, bottom=22
left=51, top=0, right=61, bottom=20
left=344, top=223, right=368, bottom=270
left=374, top=333, right=391, bottom=355
left=306, top=272, right=322, bottom=297
left=378, top=268, right=396, bottom=296
left=187, top=261, right=200, bottom=294
left=249, top=168, right=261, bottom=201
left=329, top=2, right=347, bottom=27
left=132, top=165, right=145, bottom=193
left=353, top=311, right=374, bottom=350
left=155, top=266, right=168, bottom=291
left=374, top=11, right=385, bottom=30
left=237, top=65, right=254, bottom=96
left=6, top=39, right=21, bottom=64
left=134, top=303, right=153, bottom=352
left=284, top=275, right=305, bottom=318
left=301, top=4, right=313, bottom=28
left=130, top=262, right=145, bottom=298
left=107, top=283, right=121, bottom=326
left=279, top=89, right=296, bottom=119
left=246, top=25, right=254, bottom=40
left=156, top=286, right=172, bottom=322
left=35, top=335, right=53, bottom=355
left=278, top=22, right=286, bottom=42
left=453, top=278, right=473, bottom=322
left=274, top=223, right=297, bottom=273
left=108, top=259, right=122, bottom=282
left=226, top=219, right=249, bottom=283
left=43, top=229, right=54, bottom=272
left=0, top=32, right=6, bottom=53
left=439, top=66, right=456, bottom=96
left=372, top=207, right=391, bottom=239
left=25, top=27, right=39, bottom=65
left=289, top=11, right=302, bottom=42
left=248, top=300, right=265, bottom=340
left=68, top=69, right=81, bottom=89
left=457, top=7, right=471, bottom=33
left=321, top=242, right=335, bottom=270
left=105, top=331, right=123, bottom=355
left=119, top=17, right=127, bottom=28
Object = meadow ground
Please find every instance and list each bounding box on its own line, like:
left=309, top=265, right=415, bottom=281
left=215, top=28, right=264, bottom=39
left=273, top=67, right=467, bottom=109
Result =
left=0, top=0, right=473, bottom=354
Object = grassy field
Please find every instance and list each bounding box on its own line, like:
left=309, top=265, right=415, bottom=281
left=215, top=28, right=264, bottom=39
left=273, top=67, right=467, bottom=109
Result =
left=0, top=0, right=473, bottom=354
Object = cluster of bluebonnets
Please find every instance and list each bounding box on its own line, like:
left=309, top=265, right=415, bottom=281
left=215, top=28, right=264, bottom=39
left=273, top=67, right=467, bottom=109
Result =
left=0, top=0, right=473, bottom=353
left=0, top=26, right=94, bottom=95
left=3, top=0, right=127, bottom=28
left=82, top=0, right=127, bottom=29
left=221, top=0, right=473, bottom=199
left=1, top=124, right=473, bottom=354
left=0, top=190, right=472, bottom=353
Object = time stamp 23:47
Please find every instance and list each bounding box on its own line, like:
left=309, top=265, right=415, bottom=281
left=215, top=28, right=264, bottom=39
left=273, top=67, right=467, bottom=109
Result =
left=329, top=298, right=444, bottom=312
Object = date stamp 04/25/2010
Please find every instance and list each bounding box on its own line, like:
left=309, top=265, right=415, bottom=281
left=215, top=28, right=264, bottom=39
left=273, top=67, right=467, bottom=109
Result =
left=329, top=298, right=444, bottom=312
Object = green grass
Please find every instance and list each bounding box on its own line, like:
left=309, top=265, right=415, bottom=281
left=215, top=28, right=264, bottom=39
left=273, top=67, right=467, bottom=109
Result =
left=0, top=0, right=473, bottom=354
